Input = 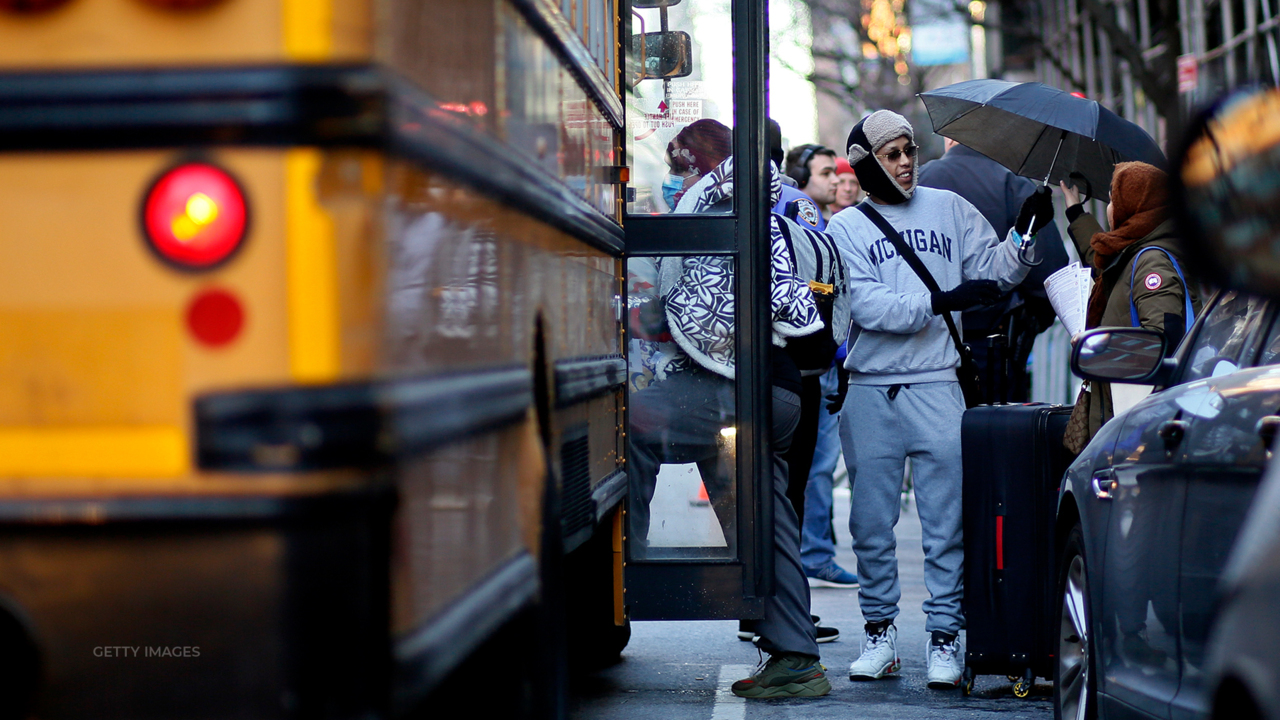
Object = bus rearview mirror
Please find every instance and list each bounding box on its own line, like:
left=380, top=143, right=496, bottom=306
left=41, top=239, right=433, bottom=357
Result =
left=629, top=31, right=693, bottom=82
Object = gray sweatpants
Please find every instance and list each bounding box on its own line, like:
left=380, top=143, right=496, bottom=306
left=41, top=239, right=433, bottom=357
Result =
left=839, top=380, right=965, bottom=635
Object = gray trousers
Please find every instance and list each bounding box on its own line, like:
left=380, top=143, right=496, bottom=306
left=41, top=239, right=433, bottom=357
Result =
left=839, top=380, right=965, bottom=635
left=629, top=368, right=818, bottom=657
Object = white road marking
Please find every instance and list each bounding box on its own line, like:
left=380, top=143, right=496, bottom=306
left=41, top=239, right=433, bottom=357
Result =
left=711, top=664, right=752, bottom=720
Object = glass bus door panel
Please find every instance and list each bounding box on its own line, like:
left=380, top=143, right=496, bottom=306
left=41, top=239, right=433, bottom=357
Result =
left=626, top=256, right=738, bottom=561
left=621, top=0, right=770, bottom=620
left=625, top=0, right=734, bottom=216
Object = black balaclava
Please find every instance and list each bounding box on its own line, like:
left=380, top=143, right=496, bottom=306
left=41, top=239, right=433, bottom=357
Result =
left=846, top=109, right=917, bottom=205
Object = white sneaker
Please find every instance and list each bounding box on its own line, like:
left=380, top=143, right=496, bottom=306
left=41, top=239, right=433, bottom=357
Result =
left=848, top=624, right=900, bottom=680
left=926, top=634, right=963, bottom=689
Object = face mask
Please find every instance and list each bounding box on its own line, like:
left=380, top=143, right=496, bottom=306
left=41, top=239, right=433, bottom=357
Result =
left=662, top=174, right=684, bottom=209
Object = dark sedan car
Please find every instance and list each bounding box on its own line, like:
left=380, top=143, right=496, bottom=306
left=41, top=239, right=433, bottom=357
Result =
left=1204, top=457, right=1280, bottom=720
left=1164, top=83, right=1280, bottom=720
left=1055, top=289, right=1280, bottom=720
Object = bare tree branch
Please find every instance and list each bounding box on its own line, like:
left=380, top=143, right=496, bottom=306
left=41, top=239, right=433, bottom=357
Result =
left=1074, top=0, right=1178, bottom=120
left=1033, top=40, right=1088, bottom=90
left=785, top=0, right=1178, bottom=131
left=792, top=0, right=929, bottom=117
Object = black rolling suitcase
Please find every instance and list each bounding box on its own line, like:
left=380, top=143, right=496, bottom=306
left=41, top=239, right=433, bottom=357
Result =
left=960, top=403, right=1073, bottom=697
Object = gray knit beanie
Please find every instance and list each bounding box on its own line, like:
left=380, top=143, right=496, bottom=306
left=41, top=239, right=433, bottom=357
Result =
left=846, top=110, right=917, bottom=203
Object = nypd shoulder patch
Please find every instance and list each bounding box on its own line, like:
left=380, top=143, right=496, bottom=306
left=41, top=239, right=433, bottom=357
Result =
left=789, top=198, right=821, bottom=229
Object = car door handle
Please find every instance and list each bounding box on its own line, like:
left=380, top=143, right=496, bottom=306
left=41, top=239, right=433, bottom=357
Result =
left=1256, top=415, right=1280, bottom=449
left=1158, top=419, right=1189, bottom=450
left=1092, top=470, right=1117, bottom=500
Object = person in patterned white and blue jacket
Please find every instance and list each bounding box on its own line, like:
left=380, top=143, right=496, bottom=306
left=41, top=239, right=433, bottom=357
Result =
left=628, top=158, right=834, bottom=699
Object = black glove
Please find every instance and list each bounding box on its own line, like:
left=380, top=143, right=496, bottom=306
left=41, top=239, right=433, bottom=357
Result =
left=825, top=366, right=850, bottom=415
left=931, top=279, right=1002, bottom=314
left=1015, top=186, right=1054, bottom=236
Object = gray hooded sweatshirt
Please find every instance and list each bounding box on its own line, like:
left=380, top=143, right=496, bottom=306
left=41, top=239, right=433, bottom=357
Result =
left=827, top=187, right=1034, bottom=385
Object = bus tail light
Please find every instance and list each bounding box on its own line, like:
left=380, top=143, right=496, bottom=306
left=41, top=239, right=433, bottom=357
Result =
left=142, top=162, right=247, bottom=270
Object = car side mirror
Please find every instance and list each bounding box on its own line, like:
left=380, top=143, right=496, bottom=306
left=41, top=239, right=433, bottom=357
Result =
left=1071, top=327, right=1170, bottom=384
left=1173, top=86, right=1280, bottom=298
left=629, top=31, right=693, bottom=82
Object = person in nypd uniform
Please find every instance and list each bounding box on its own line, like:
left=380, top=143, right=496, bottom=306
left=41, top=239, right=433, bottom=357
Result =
left=824, top=110, right=1054, bottom=688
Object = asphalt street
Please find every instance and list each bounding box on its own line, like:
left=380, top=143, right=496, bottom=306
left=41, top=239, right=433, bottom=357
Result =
left=570, top=483, right=1054, bottom=719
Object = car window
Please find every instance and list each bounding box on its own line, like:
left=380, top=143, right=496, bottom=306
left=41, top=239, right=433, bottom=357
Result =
left=1183, top=291, right=1270, bottom=382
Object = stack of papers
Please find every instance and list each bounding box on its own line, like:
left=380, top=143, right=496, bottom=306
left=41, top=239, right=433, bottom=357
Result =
left=1043, top=262, right=1094, bottom=337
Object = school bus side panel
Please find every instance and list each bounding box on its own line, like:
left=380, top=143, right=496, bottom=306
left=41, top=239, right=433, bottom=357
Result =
left=379, top=162, right=618, bottom=634
left=0, top=0, right=372, bottom=68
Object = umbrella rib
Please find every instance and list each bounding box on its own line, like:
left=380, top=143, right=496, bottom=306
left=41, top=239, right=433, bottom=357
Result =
left=1018, top=123, right=1055, bottom=178
left=945, top=102, right=990, bottom=126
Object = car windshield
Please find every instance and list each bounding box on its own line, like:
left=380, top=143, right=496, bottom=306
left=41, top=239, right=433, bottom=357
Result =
left=1183, top=291, right=1269, bottom=383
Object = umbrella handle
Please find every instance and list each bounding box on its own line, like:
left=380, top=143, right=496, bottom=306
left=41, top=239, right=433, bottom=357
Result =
left=1018, top=236, right=1043, bottom=267
left=1067, top=171, right=1093, bottom=204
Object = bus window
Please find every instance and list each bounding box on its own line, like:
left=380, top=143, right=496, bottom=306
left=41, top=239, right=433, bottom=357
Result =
left=626, top=1, right=734, bottom=215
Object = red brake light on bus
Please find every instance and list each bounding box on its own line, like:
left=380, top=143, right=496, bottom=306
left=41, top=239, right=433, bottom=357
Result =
left=142, top=162, right=248, bottom=270
left=186, top=287, right=245, bottom=347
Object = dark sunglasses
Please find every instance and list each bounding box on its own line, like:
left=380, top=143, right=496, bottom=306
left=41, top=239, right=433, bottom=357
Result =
left=875, top=144, right=919, bottom=162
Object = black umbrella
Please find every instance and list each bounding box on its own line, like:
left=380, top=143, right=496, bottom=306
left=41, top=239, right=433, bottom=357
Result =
left=918, top=79, right=1166, bottom=202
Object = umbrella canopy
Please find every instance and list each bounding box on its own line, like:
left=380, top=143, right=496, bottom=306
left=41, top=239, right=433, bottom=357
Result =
left=919, top=79, right=1166, bottom=202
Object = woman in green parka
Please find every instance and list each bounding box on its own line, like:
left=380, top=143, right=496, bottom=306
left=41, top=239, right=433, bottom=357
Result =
left=1060, top=161, right=1203, bottom=452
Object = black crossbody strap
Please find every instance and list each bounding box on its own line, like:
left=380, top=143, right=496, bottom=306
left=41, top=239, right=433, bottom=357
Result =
left=811, top=231, right=825, bottom=283
left=856, top=202, right=967, bottom=357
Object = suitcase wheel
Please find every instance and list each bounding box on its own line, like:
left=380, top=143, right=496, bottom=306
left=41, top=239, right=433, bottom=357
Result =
left=960, top=666, right=974, bottom=697
left=1011, top=668, right=1033, bottom=698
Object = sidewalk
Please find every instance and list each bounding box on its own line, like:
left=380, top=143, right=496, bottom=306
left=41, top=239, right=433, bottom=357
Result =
left=569, top=484, right=1053, bottom=719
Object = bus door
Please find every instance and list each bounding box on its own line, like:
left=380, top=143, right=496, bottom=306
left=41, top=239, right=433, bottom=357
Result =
left=622, top=0, right=775, bottom=620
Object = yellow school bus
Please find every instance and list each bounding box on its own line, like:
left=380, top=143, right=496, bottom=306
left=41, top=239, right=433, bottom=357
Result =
left=0, top=0, right=626, bottom=716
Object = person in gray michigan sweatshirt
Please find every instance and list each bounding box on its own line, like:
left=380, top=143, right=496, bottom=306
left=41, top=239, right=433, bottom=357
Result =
left=825, top=110, right=1055, bottom=689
